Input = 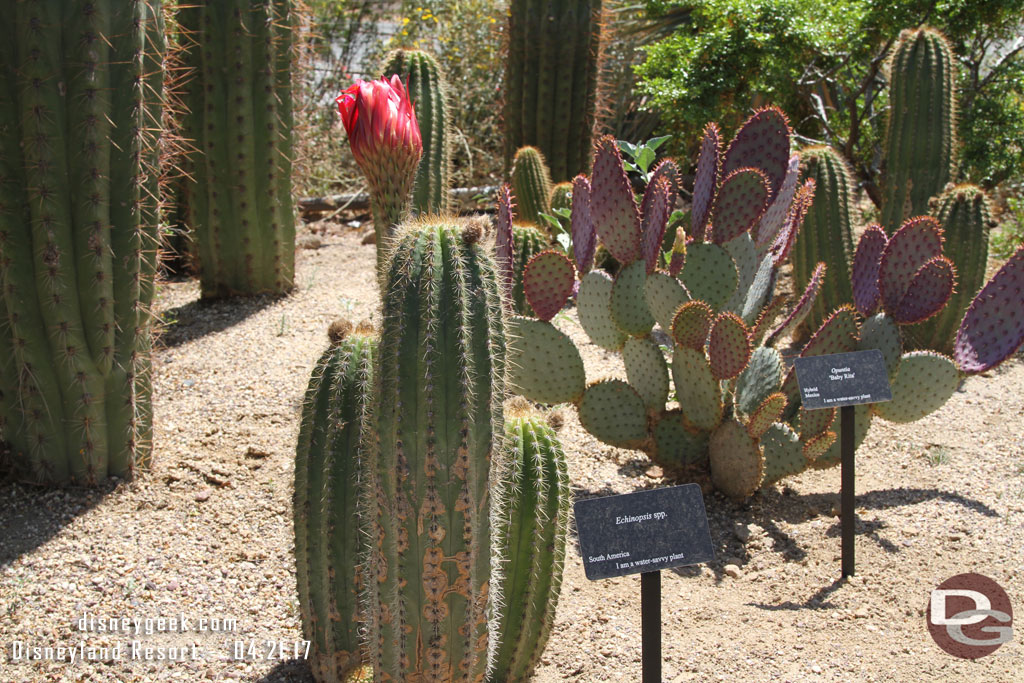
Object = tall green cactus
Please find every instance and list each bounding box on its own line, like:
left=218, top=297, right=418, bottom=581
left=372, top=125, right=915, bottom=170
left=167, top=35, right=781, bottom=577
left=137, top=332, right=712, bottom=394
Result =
left=363, top=220, right=508, bottom=681
left=489, top=405, right=570, bottom=683
left=510, top=146, right=554, bottom=228
left=879, top=27, right=956, bottom=233
left=910, top=184, right=992, bottom=353
left=294, top=322, right=374, bottom=683
left=382, top=49, right=451, bottom=215
left=511, top=224, right=550, bottom=315
left=176, top=0, right=296, bottom=299
left=792, top=146, right=855, bottom=337
left=0, top=0, right=164, bottom=485
left=504, top=0, right=603, bottom=182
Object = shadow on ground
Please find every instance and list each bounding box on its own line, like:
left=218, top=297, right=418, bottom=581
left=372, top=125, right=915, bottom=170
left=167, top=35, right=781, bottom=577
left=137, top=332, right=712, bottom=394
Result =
left=257, top=659, right=315, bottom=682
left=156, top=294, right=279, bottom=349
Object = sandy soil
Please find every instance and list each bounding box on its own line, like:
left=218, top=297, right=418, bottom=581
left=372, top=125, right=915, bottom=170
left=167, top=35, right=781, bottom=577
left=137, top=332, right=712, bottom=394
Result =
left=1, top=224, right=1022, bottom=682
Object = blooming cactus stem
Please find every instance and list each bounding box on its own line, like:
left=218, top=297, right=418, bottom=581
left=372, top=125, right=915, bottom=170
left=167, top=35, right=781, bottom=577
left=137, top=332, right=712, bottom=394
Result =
left=504, top=0, right=603, bottom=182
left=294, top=323, right=375, bottom=682
left=0, top=0, right=163, bottom=485
left=177, top=0, right=297, bottom=298
left=382, top=48, right=451, bottom=215
left=363, top=220, right=508, bottom=681
left=879, top=27, right=956, bottom=233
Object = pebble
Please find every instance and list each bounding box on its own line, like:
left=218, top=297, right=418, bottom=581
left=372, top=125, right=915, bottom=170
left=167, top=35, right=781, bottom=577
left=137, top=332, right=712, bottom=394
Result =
left=723, top=564, right=742, bottom=579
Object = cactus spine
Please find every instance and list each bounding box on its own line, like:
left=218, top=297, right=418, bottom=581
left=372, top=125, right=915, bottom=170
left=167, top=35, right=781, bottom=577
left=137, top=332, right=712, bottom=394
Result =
left=490, top=407, right=570, bottom=682
left=176, top=0, right=296, bottom=298
left=793, top=146, right=855, bottom=336
left=879, top=27, right=956, bottom=233
left=504, top=0, right=603, bottom=182
left=382, top=49, right=451, bottom=215
left=911, top=184, right=992, bottom=353
left=364, top=220, right=508, bottom=681
left=511, top=146, right=554, bottom=227
left=294, top=325, right=374, bottom=682
left=0, top=0, right=163, bottom=485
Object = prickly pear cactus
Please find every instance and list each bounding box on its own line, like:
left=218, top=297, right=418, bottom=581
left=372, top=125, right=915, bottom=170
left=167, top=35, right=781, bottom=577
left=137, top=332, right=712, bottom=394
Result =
left=0, top=0, right=165, bottom=485
left=363, top=219, right=508, bottom=681
left=511, top=146, right=554, bottom=227
left=382, top=48, right=451, bottom=214
left=504, top=0, right=603, bottom=182
left=489, top=402, right=570, bottom=683
left=879, top=27, right=957, bottom=233
left=176, top=0, right=296, bottom=298
left=294, top=322, right=375, bottom=682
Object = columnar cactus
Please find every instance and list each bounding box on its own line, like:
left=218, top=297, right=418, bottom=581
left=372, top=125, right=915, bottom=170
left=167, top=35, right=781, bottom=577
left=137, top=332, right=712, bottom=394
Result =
left=490, top=403, right=570, bottom=683
left=879, top=27, right=956, bottom=233
left=511, top=146, right=554, bottom=228
left=792, top=146, right=855, bottom=337
left=176, top=0, right=297, bottom=298
left=0, top=0, right=164, bottom=485
left=911, top=184, right=993, bottom=353
left=294, top=322, right=375, bottom=682
left=504, top=0, right=603, bottom=182
left=363, top=220, right=508, bottom=681
left=382, top=48, right=451, bottom=215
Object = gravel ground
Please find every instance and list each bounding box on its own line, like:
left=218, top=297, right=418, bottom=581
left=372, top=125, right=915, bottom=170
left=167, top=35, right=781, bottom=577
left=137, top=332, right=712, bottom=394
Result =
left=1, top=223, right=1022, bottom=682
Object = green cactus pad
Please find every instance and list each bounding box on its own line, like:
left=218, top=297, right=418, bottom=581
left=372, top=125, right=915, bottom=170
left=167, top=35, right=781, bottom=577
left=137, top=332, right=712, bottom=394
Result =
left=878, top=215, right=944, bottom=314
left=645, top=270, right=691, bottom=334
left=890, top=256, right=955, bottom=324
left=797, top=405, right=836, bottom=441
left=723, top=233, right=759, bottom=314
left=709, top=419, right=765, bottom=501
left=812, top=404, right=872, bottom=469
left=709, top=168, right=771, bottom=244
left=692, top=122, right=721, bottom=239
left=760, top=422, right=805, bottom=487
left=873, top=351, right=959, bottom=423
left=708, top=312, right=752, bottom=380
left=742, top=255, right=778, bottom=324
left=611, top=261, right=656, bottom=336
left=766, top=261, right=825, bottom=346
left=578, top=270, right=628, bottom=351
left=801, top=305, right=859, bottom=357
left=681, top=242, right=738, bottom=311
left=671, top=346, right=723, bottom=431
left=652, top=413, right=711, bottom=469
left=671, top=301, right=714, bottom=351
left=508, top=316, right=586, bottom=405
left=747, top=393, right=787, bottom=439
left=751, top=295, right=787, bottom=346
left=511, top=225, right=550, bottom=315
left=954, top=246, right=1024, bottom=374
left=723, top=106, right=792, bottom=202
left=623, top=338, right=670, bottom=409
left=524, top=249, right=576, bottom=321
left=857, top=313, right=902, bottom=376
left=591, top=135, right=642, bottom=264
left=578, top=380, right=649, bottom=448
left=736, top=347, right=784, bottom=416
left=803, top=431, right=837, bottom=463
left=852, top=224, right=888, bottom=316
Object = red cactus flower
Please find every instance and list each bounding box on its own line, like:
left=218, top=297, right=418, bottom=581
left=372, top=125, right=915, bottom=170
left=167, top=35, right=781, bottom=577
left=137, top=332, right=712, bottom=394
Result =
left=336, top=75, right=422, bottom=172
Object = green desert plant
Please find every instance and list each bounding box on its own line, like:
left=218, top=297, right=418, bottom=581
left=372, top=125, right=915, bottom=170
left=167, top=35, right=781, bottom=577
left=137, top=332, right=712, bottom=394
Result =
left=176, top=0, right=297, bottom=298
left=510, top=146, right=554, bottom=227
left=0, top=0, right=165, bottom=485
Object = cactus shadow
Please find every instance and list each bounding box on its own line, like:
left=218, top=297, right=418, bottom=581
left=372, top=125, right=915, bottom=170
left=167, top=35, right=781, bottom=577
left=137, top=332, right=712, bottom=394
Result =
left=0, top=479, right=115, bottom=570
left=156, top=294, right=278, bottom=349
left=255, top=659, right=315, bottom=682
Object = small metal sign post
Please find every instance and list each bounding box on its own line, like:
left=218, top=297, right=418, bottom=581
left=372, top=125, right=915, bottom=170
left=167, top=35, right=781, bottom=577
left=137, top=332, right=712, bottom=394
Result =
left=574, top=484, right=715, bottom=682
left=793, top=349, right=892, bottom=577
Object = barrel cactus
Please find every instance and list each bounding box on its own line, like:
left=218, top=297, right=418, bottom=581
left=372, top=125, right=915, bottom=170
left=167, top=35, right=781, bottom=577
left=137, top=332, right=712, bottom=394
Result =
left=0, top=0, right=164, bottom=485
left=176, top=0, right=297, bottom=298
left=382, top=48, right=451, bottom=215
left=489, top=401, right=570, bottom=683
left=294, top=322, right=375, bottom=682
left=363, top=219, right=508, bottom=681
left=504, top=0, right=603, bottom=182
left=879, top=26, right=957, bottom=233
